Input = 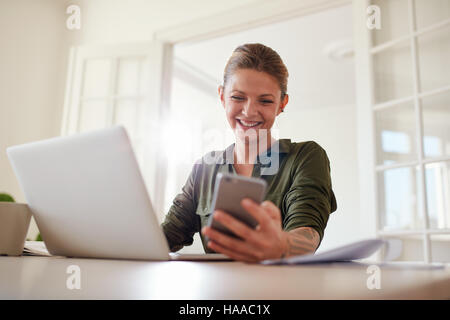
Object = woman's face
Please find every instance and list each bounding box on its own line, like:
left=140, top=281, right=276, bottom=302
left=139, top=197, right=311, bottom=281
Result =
left=219, top=68, right=288, bottom=144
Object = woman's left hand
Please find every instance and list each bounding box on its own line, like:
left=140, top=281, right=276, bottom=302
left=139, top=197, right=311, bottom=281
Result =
left=201, top=198, right=288, bottom=263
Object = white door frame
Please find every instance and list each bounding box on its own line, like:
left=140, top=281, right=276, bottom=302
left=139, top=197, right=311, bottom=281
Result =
left=352, top=0, right=379, bottom=249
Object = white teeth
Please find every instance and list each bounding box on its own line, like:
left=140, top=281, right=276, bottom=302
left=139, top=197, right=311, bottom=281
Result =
left=238, top=119, right=261, bottom=127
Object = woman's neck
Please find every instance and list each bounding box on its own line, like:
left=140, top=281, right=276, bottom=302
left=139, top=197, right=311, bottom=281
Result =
left=234, top=134, right=276, bottom=165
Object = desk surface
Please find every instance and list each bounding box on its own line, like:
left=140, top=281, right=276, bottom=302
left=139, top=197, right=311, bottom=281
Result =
left=1, top=256, right=449, bottom=299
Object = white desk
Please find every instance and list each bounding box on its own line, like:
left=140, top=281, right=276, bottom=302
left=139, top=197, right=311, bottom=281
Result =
left=1, top=256, right=449, bottom=299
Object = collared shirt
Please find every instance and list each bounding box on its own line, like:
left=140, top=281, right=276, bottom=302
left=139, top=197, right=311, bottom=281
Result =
left=161, top=139, right=337, bottom=253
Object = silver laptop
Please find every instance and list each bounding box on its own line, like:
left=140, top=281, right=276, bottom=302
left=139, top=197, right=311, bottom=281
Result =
left=7, top=126, right=229, bottom=261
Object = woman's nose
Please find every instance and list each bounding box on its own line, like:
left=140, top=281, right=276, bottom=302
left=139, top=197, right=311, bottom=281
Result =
left=242, top=99, right=258, bottom=117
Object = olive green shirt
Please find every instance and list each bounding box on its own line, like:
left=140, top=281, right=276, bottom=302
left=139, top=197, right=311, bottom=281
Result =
left=161, top=139, right=337, bottom=253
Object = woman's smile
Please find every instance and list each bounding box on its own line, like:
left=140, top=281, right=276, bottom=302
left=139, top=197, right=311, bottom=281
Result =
left=236, top=118, right=264, bottom=130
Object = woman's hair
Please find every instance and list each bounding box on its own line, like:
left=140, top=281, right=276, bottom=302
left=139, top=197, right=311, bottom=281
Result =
left=222, top=43, right=289, bottom=99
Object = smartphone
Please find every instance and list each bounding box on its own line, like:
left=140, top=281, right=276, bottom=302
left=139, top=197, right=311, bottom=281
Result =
left=207, top=172, right=267, bottom=239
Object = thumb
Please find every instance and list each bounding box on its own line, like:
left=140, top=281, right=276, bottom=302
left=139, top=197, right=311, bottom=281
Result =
left=261, top=200, right=281, bottom=221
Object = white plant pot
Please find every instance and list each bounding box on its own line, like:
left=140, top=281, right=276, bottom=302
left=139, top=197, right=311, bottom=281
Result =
left=0, top=202, right=31, bottom=256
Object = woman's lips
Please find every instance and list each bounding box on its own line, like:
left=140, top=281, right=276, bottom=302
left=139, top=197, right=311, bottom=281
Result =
left=236, top=118, right=263, bottom=130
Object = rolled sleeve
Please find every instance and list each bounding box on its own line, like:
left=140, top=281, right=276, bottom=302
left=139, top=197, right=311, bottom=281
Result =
left=282, top=142, right=337, bottom=245
left=161, top=163, right=201, bottom=252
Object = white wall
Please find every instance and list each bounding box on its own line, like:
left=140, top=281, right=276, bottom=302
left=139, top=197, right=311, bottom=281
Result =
left=0, top=0, right=71, bottom=239
left=67, top=0, right=259, bottom=46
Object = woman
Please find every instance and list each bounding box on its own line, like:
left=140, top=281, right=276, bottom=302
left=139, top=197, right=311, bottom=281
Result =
left=161, top=43, right=337, bottom=263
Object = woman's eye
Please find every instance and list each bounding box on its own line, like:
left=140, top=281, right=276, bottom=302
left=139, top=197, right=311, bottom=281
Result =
left=231, top=96, right=244, bottom=101
left=261, top=100, right=274, bottom=104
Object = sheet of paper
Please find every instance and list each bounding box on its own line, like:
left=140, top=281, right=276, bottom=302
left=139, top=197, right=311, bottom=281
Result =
left=262, top=238, right=386, bottom=265
left=23, top=241, right=51, bottom=257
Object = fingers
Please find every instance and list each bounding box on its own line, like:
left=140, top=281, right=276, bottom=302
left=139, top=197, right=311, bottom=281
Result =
left=202, top=225, right=261, bottom=261
left=261, top=200, right=281, bottom=221
left=212, top=210, right=261, bottom=247
left=207, top=240, right=259, bottom=263
left=200, top=201, right=283, bottom=263
left=240, top=198, right=269, bottom=227
left=241, top=198, right=279, bottom=228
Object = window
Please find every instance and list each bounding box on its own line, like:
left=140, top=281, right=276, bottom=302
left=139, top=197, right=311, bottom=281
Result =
left=62, top=43, right=167, bottom=216
left=370, top=0, right=450, bottom=263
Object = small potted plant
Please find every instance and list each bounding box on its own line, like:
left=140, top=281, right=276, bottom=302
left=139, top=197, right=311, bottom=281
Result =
left=0, top=192, right=32, bottom=255
left=0, top=193, right=15, bottom=202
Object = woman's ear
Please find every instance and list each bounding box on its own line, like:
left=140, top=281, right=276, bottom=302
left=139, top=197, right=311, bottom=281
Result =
left=218, top=85, right=225, bottom=108
left=277, top=94, right=289, bottom=115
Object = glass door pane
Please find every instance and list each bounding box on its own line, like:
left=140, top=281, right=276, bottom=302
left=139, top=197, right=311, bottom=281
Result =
left=82, top=59, right=112, bottom=97
left=417, top=25, right=450, bottom=92
left=78, top=99, right=109, bottom=132
left=371, top=0, right=410, bottom=46
left=425, top=161, right=450, bottom=229
left=375, top=102, right=417, bottom=165
left=414, top=0, right=450, bottom=30
left=377, top=166, right=423, bottom=230
left=373, top=41, right=413, bottom=103
left=113, top=99, right=139, bottom=141
left=422, top=91, right=450, bottom=158
left=430, top=234, right=450, bottom=263
left=117, top=58, right=141, bottom=96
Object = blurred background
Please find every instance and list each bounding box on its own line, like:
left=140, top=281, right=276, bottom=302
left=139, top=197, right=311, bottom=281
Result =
left=0, top=0, right=449, bottom=263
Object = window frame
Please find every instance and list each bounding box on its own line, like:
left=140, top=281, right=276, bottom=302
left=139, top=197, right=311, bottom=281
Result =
left=366, top=0, right=450, bottom=263
left=61, top=42, right=169, bottom=217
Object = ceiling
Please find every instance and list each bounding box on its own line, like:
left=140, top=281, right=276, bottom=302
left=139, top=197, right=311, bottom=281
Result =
left=173, top=4, right=355, bottom=110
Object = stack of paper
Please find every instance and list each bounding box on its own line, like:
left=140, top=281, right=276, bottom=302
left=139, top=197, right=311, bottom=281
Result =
left=262, top=238, right=386, bottom=265
left=22, top=241, right=51, bottom=257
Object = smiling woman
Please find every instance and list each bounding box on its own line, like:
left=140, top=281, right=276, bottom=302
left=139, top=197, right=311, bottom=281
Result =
left=161, top=43, right=337, bottom=263
left=219, top=44, right=289, bottom=175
